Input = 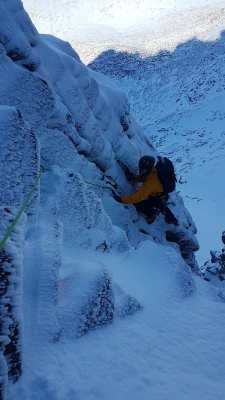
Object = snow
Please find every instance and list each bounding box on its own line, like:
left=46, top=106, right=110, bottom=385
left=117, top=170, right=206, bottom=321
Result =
left=24, top=0, right=225, bottom=64
left=23, top=0, right=225, bottom=264
left=0, top=1, right=225, bottom=399
left=8, top=244, right=225, bottom=400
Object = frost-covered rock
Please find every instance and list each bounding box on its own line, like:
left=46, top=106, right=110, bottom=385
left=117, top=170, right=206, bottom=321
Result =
left=58, top=262, right=115, bottom=339
left=201, top=245, right=225, bottom=297
left=0, top=0, right=40, bottom=70
left=0, top=0, right=199, bottom=268
left=200, top=231, right=225, bottom=296
left=0, top=352, right=8, bottom=400
left=0, top=105, right=40, bottom=216
left=0, top=207, right=26, bottom=386
left=114, top=283, right=143, bottom=318
left=58, top=261, right=143, bottom=339
left=40, top=166, right=131, bottom=252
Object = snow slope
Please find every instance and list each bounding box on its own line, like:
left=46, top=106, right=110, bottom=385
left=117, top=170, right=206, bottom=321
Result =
left=9, top=243, right=225, bottom=400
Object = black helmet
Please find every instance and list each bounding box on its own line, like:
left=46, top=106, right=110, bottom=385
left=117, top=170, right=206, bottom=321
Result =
left=139, top=155, right=155, bottom=173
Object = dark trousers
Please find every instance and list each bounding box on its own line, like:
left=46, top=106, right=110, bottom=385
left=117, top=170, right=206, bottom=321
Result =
left=134, top=197, right=178, bottom=224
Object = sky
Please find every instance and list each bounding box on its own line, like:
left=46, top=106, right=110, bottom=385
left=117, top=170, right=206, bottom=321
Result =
left=1, top=1, right=225, bottom=400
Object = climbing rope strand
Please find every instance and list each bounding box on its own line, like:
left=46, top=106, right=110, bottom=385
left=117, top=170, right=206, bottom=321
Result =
left=0, top=170, right=42, bottom=252
left=84, top=181, right=113, bottom=190
left=0, top=172, right=118, bottom=252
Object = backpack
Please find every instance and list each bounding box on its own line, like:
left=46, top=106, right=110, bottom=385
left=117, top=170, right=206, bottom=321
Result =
left=155, top=156, right=177, bottom=194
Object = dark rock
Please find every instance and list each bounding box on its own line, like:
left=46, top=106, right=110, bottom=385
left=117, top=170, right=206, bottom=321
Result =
left=7, top=44, right=30, bottom=61
left=222, top=231, right=225, bottom=245
left=120, top=115, right=129, bottom=132
left=166, top=229, right=199, bottom=268
left=0, top=208, right=26, bottom=389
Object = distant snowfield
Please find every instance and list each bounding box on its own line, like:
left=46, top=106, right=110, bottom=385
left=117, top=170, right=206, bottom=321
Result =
left=24, top=0, right=225, bottom=64
left=10, top=243, right=225, bottom=400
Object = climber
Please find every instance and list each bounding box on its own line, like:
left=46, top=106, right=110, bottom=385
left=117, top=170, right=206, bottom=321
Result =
left=112, top=155, right=179, bottom=226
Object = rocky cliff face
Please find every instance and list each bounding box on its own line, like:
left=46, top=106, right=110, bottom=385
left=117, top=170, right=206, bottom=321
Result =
left=0, top=0, right=200, bottom=395
left=200, top=232, right=225, bottom=297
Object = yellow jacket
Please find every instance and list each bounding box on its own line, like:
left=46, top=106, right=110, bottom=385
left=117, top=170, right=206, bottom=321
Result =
left=121, top=167, right=164, bottom=204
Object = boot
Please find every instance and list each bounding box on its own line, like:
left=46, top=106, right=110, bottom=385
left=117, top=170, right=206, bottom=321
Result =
left=165, top=217, right=179, bottom=226
left=146, top=214, right=157, bottom=224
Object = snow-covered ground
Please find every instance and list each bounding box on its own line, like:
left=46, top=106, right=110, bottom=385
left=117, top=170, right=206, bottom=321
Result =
left=10, top=244, right=225, bottom=400
left=1, top=1, right=225, bottom=399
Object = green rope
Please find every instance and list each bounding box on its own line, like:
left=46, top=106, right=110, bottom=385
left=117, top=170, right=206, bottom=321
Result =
left=84, top=181, right=113, bottom=190
left=0, top=170, right=42, bottom=252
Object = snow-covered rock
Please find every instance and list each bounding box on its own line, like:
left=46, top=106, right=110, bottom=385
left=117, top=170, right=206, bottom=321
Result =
left=0, top=1, right=201, bottom=397
left=0, top=0, right=39, bottom=71
left=0, top=207, right=26, bottom=387
left=0, top=0, right=199, bottom=262
left=0, top=106, right=40, bottom=216
left=57, top=261, right=142, bottom=340
left=200, top=236, right=225, bottom=297
left=58, top=262, right=115, bottom=339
